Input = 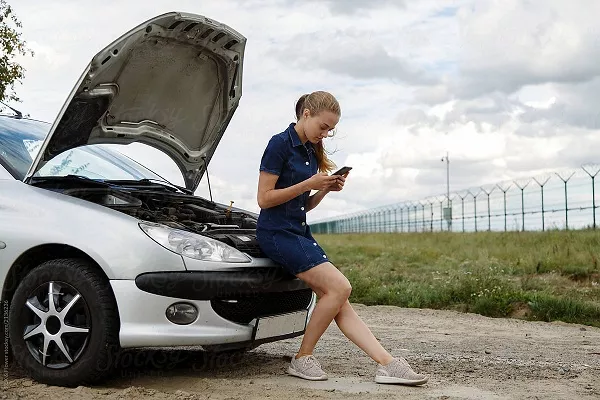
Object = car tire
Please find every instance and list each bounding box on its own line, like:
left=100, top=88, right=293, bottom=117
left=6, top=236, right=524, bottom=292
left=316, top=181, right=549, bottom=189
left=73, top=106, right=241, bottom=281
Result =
left=9, top=258, right=120, bottom=387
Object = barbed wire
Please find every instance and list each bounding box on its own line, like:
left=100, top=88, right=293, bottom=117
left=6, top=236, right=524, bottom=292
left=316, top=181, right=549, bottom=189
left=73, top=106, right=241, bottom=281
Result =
left=313, top=164, right=600, bottom=233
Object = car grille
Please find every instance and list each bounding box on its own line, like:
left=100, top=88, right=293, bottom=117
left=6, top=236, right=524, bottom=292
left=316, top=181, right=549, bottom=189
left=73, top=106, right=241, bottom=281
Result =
left=210, top=288, right=313, bottom=324
left=235, top=243, right=266, bottom=258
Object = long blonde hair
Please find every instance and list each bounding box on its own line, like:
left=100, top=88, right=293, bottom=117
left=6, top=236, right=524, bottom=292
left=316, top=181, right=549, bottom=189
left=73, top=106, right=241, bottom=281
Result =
left=295, top=91, right=340, bottom=173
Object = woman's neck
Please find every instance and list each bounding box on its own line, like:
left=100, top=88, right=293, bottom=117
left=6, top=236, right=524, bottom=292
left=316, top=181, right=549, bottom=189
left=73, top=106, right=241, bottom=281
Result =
left=294, top=122, right=308, bottom=144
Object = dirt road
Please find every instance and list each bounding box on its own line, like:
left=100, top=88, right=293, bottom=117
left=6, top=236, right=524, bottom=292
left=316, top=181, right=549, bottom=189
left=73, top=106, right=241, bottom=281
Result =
left=3, top=304, right=599, bottom=400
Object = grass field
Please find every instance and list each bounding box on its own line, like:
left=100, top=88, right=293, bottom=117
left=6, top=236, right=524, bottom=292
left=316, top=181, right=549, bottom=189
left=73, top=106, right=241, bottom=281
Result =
left=314, top=230, right=600, bottom=328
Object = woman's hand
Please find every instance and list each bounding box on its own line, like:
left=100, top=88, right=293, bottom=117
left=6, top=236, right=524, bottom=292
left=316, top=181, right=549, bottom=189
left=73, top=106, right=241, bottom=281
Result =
left=306, top=173, right=338, bottom=191
left=327, top=172, right=348, bottom=192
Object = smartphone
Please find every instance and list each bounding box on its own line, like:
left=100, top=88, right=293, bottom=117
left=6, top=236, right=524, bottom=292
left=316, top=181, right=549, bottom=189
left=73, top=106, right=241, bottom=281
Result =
left=331, top=166, right=352, bottom=176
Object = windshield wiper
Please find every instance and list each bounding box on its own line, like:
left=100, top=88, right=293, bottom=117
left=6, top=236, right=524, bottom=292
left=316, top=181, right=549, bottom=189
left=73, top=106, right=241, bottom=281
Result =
left=138, top=178, right=193, bottom=194
left=106, top=178, right=193, bottom=195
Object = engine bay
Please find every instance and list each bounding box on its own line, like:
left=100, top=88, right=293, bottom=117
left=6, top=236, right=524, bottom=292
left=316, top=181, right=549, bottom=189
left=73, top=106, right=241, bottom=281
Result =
left=31, top=178, right=266, bottom=258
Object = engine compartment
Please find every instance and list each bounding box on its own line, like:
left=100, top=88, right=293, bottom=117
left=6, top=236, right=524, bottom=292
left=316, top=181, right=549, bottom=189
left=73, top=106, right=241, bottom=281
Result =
left=32, top=178, right=267, bottom=258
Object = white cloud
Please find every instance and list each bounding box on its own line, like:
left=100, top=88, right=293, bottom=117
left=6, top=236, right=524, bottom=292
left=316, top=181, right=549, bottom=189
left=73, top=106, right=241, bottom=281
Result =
left=6, top=0, right=600, bottom=224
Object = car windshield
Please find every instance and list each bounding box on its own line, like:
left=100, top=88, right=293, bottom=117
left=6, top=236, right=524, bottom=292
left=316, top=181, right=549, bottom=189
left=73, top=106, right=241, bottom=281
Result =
left=0, top=116, right=167, bottom=182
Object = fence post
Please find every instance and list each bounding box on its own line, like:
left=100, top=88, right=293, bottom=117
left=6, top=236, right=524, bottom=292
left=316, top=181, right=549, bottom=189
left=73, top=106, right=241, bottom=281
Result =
left=400, top=206, right=404, bottom=233
left=496, top=182, right=512, bottom=232
left=406, top=202, right=412, bottom=233
left=514, top=179, right=531, bottom=232
left=437, top=196, right=446, bottom=231
left=481, top=185, right=495, bottom=231
left=555, top=171, right=575, bottom=230
left=468, top=189, right=481, bottom=232
left=533, top=175, right=551, bottom=232
left=414, top=204, right=419, bottom=232
left=456, top=191, right=468, bottom=232
left=427, top=199, right=434, bottom=232
left=419, top=202, right=425, bottom=232
left=447, top=195, right=455, bottom=232
left=582, top=164, right=600, bottom=230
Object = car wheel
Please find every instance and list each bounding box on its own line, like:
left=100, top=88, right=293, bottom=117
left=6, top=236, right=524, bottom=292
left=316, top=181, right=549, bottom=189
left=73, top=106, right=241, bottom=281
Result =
left=9, top=258, right=120, bottom=386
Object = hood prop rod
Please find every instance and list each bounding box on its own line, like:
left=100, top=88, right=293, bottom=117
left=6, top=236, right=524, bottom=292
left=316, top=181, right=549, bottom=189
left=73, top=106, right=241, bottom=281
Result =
left=202, top=155, right=213, bottom=202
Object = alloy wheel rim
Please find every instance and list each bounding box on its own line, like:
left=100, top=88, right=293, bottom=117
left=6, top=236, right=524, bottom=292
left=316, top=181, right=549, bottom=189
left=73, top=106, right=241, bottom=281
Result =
left=21, top=281, right=91, bottom=369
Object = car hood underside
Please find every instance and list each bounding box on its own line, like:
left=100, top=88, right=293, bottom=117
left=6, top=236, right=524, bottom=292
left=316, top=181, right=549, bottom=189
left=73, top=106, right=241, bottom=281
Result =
left=24, top=12, right=246, bottom=191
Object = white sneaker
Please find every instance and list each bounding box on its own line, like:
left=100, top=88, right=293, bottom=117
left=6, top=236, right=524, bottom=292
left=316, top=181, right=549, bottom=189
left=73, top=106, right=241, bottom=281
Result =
left=288, top=354, right=328, bottom=381
left=374, top=357, right=428, bottom=385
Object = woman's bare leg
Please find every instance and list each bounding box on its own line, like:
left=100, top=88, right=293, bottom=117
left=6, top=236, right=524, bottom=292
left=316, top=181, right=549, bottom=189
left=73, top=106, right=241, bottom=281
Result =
left=295, top=262, right=394, bottom=365
left=294, top=262, right=351, bottom=358
left=333, top=300, right=394, bottom=365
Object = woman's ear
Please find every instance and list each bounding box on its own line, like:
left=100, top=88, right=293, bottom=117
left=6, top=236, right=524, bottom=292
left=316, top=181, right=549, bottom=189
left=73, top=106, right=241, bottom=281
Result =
left=303, top=108, right=310, bottom=119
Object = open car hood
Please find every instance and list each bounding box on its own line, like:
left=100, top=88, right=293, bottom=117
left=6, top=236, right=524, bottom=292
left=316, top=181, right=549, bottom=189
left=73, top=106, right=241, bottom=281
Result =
left=24, top=11, right=246, bottom=191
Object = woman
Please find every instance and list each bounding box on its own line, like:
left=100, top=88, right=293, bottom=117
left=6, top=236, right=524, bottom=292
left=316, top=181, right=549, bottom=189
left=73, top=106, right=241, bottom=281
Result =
left=256, top=91, right=428, bottom=386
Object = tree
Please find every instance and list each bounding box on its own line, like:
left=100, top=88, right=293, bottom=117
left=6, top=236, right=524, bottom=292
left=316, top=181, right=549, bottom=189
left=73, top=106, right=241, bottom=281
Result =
left=0, top=0, right=33, bottom=105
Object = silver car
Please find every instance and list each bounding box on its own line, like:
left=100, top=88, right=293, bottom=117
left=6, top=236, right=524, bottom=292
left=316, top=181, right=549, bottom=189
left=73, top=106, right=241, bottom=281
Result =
left=0, top=11, right=316, bottom=387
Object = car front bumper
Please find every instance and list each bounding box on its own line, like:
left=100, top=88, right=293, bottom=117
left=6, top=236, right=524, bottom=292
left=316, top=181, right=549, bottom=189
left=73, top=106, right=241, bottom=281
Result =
left=110, top=267, right=317, bottom=349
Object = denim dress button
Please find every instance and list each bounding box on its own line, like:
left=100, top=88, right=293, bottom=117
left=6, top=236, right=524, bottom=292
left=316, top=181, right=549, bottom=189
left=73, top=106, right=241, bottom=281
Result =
left=305, top=161, right=309, bottom=165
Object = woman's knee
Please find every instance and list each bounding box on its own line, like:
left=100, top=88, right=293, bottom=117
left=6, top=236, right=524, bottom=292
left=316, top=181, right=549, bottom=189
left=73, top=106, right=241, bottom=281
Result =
left=339, top=278, right=352, bottom=300
left=297, top=262, right=352, bottom=300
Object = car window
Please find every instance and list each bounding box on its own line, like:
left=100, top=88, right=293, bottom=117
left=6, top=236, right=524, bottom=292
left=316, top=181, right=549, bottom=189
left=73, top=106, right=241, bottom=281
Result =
left=0, top=117, right=47, bottom=180
left=0, top=116, right=168, bottom=183
left=34, top=144, right=165, bottom=181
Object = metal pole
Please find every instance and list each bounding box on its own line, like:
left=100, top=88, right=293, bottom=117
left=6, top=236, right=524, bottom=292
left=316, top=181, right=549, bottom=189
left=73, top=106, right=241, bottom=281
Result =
left=541, top=186, right=545, bottom=231
left=487, top=193, right=491, bottom=231
left=521, top=188, right=525, bottom=232
left=400, top=207, right=404, bottom=233
left=555, top=172, right=575, bottom=230
left=594, top=177, right=596, bottom=230
left=514, top=180, right=530, bottom=232
left=441, top=152, right=450, bottom=231
left=564, top=182, right=568, bottom=230
left=462, top=198, right=465, bottom=232
left=582, top=165, right=600, bottom=230
left=497, top=183, right=512, bottom=232
left=474, top=194, right=478, bottom=232
left=504, top=191, right=507, bottom=231
left=533, top=176, right=551, bottom=232
left=430, top=202, right=434, bottom=232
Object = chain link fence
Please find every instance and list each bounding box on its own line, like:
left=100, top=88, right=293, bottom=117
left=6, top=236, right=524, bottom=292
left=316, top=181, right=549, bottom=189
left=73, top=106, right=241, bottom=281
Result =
left=311, top=164, right=600, bottom=234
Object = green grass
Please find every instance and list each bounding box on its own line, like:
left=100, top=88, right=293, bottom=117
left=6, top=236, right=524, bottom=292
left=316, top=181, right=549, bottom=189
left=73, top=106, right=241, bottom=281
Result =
left=314, top=231, right=600, bottom=328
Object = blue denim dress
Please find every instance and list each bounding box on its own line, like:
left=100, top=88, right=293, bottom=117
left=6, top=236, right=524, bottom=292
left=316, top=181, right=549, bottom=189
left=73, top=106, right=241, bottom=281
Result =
left=256, top=123, right=330, bottom=275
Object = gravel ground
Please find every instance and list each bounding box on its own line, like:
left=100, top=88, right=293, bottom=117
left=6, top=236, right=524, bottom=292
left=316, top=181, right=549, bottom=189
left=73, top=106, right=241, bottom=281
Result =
left=2, top=304, right=599, bottom=400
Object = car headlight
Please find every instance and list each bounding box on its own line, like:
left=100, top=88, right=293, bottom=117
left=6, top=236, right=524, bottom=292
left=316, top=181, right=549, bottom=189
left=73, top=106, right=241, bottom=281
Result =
left=139, top=222, right=251, bottom=263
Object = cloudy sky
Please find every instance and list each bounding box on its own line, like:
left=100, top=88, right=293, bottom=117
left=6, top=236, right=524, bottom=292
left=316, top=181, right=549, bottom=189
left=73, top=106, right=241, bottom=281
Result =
left=7, top=0, right=600, bottom=223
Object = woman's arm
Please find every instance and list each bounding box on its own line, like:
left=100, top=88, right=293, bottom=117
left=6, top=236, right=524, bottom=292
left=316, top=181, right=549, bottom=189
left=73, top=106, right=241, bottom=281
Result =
left=306, top=173, right=347, bottom=212
left=257, top=171, right=337, bottom=209
left=306, top=189, right=329, bottom=212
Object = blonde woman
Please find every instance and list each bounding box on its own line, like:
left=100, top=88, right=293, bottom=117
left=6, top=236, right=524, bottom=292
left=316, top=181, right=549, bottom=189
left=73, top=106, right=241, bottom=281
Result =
left=256, top=91, right=428, bottom=386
